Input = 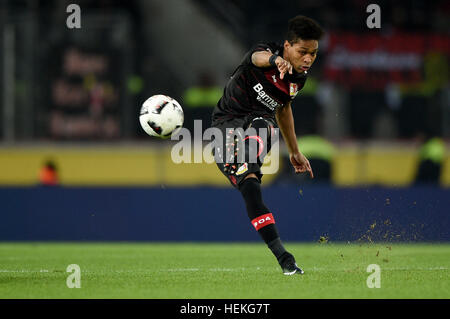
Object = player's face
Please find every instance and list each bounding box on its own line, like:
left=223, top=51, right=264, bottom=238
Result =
left=283, top=39, right=318, bottom=73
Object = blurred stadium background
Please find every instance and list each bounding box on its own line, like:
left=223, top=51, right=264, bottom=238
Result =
left=0, top=0, right=449, bottom=242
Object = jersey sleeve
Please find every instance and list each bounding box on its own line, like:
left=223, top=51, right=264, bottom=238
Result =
left=242, top=42, right=279, bottom=67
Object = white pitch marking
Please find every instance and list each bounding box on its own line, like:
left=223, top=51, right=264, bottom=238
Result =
left=1, top=266, right=445, bottom=274
left=164, top=267, right=252, bottom=272
left=166, top=268, right=199, bottom=272
left=209, top=268, right=234, bottom=272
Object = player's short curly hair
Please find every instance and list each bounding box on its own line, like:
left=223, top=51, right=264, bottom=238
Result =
left=286, top=15, right=324, bottom=43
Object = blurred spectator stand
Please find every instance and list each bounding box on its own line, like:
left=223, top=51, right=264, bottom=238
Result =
left=274, top=135, right=335, bottom=185
left=182, top=71, right=223, bottom=133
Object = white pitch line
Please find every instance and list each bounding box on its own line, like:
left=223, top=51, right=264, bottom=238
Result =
left=166, top=268, right=200, bottom=272
left=381, top=267, right=448, bottom=271
left=208, top=268, right=235, bottom=272
left=165, top=267, right=251, bottom=272
left=307, top=266, right=448, bottom=272
left=0, top=269, right=52, bottom=273
left=0, top=266, right=446, bottom=274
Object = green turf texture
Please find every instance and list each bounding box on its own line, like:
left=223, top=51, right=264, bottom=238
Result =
left=0, top=242, right=448, bottom=299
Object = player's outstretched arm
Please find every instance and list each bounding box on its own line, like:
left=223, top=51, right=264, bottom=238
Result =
left=251, top=51, right=293, bottom=79
left=276, top=103, right=314, bottom=178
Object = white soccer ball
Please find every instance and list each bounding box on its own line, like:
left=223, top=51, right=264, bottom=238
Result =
left=139, top=95, right=184, bottom=138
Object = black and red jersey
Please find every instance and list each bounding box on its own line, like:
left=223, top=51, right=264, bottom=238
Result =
left=211, top=42, right=307, bottom=127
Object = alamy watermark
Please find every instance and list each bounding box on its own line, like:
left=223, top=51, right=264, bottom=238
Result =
left=66, top=4, right=81, bottom=29
left=366, top=4, right=381, bottom=29
left=170, top=120, right=280, bottom=174
left=366, top=264, right=381, bottom=288
left=66, top=264, right=81, bottom=288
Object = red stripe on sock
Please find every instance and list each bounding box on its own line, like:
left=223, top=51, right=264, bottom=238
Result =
left=251, top=213, right=275, bottom=231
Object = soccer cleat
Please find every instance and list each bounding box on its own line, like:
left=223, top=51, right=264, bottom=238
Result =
left=282, top=262, right=304, bottom=275
left=278, top=252, right=305, bottom=275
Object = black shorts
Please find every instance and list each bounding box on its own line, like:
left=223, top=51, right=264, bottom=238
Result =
left=211, top=116, right=277, bottom=189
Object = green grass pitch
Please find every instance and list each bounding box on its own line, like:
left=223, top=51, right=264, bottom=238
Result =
left=0, top=242, right=448, bottom=299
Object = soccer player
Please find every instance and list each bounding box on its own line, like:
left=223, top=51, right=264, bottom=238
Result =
left=211, top=15, right=324, bottom=275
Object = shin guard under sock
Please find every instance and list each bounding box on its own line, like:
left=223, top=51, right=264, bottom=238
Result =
left=239, top=178, right=287, bottom=259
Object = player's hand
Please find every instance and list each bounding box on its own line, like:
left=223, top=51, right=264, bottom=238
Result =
left=290, top=152, right=314, bottom=178
left=275, top=57, right=293, bottom=80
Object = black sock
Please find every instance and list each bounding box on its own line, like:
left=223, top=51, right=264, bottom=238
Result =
left=239, top=178, right=287, bottom=258
left=268, top=237, right=287, bottom=260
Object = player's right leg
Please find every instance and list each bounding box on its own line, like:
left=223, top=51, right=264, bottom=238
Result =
left=239, top=174, right=304, bottom=275
left=212, top=118, right=304, bottom=275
